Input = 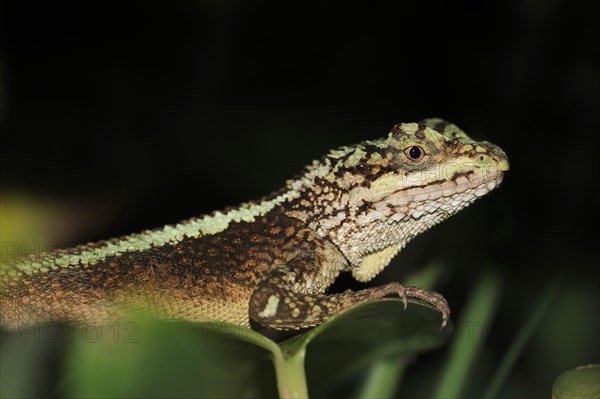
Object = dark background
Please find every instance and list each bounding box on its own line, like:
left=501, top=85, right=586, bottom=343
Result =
left=1, top=0, right=599, bottom=397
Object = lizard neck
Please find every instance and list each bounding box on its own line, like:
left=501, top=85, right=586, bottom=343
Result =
left=281, top=167, right=412, bottom=276
left=283, top=177, right=410, bottom=279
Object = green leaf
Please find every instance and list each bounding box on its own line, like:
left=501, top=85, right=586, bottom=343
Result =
left=59, top=298, right=448, bottom=398
left=63, top=320, right=278, bottom=399
left=349, top=260, right=448, bottom=399
left=552, top=364, right=600, bottom=399
left=292, top=298, right=451, bottom=397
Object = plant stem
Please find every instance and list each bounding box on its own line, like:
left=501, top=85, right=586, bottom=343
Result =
left=272, top=346, right=309, bottom=399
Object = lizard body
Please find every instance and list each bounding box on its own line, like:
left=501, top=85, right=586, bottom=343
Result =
left=0, top=119, right=509, bottom=331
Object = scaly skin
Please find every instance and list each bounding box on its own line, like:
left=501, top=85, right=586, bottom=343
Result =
left=0, top=119, right=509, bottom=331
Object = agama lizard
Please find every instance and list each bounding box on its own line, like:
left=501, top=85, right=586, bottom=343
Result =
left=0, top=119, right=509, bottom=331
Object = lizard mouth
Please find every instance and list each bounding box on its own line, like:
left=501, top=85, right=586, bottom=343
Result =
left=387, top=168, right=505, bottom=205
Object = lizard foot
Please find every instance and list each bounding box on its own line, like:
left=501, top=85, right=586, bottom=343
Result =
left=362, top=282, right=449, bottom=329
left=405, top=286, right=450, bottom=329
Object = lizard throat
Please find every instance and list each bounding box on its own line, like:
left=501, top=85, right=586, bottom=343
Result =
left=314, top=169, right=505, bottom=281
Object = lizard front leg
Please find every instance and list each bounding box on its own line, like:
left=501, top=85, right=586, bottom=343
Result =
left=249, top=246, right=450, bottom=330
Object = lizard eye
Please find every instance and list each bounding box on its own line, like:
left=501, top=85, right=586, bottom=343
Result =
left=404, top=146, right=425, bottom=161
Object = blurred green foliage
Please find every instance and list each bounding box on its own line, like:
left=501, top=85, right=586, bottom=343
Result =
left=552, top=364, right=600, bottom=399
left=1, top=299, right=449, bottom=398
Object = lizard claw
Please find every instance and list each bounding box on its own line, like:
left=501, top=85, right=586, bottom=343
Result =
left=405, top=286, right=451, bottom=330
left=400, top=287, right=408, bottom=310
left=383, top=281, right=408, bottom=309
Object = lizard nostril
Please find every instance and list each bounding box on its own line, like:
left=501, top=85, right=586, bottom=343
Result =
left=479, top=155, right=485, bottom=161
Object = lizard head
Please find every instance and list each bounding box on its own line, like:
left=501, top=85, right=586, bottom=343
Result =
left=289, top=118, right=509, bottom=281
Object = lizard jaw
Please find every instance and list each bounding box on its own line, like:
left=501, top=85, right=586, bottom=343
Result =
left=385, top=168, right=506, bottom=207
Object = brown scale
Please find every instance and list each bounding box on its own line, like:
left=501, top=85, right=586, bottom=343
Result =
left=0, top=204, right=447, bottom=331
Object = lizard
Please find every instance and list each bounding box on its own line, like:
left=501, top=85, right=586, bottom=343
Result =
left=0, top=118, right=509, bottom=332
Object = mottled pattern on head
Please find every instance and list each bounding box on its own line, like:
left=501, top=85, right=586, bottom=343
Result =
left=286, top=118, right=509, bottom=281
